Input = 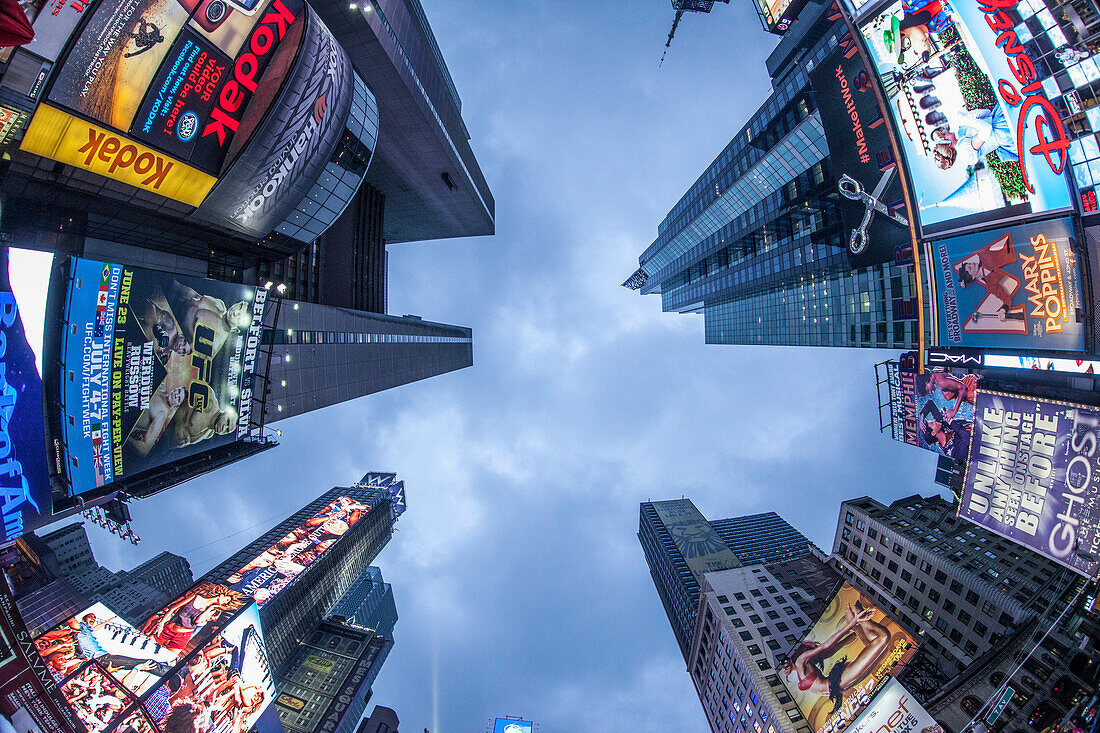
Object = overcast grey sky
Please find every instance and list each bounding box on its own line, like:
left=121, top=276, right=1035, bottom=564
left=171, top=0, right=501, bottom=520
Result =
left=89, top=2, right=945, bottom=731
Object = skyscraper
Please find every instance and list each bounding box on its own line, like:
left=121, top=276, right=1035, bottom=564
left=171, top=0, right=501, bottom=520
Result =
left=202, top=473, right=400, bottom=669
left=826, top=494, right=1100, bottom=731
left=639, top=501, right=816, bottom=661
left=623, top=1, right=925, bottom=350
left=35, top=522, right=194, bottom=626
left=262, top=300, right=472, bottom=422
left=639, top=500, right=742, bottom=660
left=689, top=559, right=836, bottom=733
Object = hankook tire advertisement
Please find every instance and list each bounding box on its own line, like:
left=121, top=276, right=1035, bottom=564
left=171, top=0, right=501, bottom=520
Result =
left=194, top=5, right=353, bottom=238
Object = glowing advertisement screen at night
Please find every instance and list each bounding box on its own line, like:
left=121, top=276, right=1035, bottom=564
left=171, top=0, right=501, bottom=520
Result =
left=493, top=720, right=534, bottom=733
left=782, top=582, right=917, bottom=733
left=59, top=258, right=267, bottom=495
left=960, top=391, right=1100, bottom=579
left=140, top=581, right=250, bottom=654
left=927, top=217, right=1084, bottom=351
left=858, top=0, right=1072, bottom=235
left=0, top=248, right=56, bottom=541
left=35, top=598, right=274, bottom=733
left=225, top=495, right=371, bottom=608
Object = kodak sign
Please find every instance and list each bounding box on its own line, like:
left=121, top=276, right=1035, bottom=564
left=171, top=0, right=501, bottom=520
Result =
left=20, top=105, right=216, bottom=206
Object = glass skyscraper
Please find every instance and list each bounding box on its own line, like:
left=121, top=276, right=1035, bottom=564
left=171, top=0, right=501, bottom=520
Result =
left=203, top=474, right=400, bottom=670
left=639, top=500, right=813, bottom=661
left=624, top=2, right=928, bottom=349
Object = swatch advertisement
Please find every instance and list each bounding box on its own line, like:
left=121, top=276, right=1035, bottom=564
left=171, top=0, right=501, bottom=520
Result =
left=960, top=391, right=1100, bottom=578
left=927, top=218, right=1084, bottom=351
left=225, top=495, right=371, bottom=608
left=782, top=582, right=918, bottom=733
left=59, top=258, right=267, bottom=494
left=0, top=248, right=56, bottom=542
left=858, top=0, right=1072, bottom=235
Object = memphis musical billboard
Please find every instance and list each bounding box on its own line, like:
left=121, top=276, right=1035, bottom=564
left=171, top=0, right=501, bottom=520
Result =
left=57, top=258, right=267, bottom=496
left=18, top=0, right=371, bottom=242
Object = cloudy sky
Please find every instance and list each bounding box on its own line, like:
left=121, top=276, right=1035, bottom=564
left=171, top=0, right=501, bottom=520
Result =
left=89, top=1, right=945, bottom=731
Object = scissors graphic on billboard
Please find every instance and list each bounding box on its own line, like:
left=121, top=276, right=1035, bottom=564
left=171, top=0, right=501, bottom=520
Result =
left=840, top=169, right=909, bottom=255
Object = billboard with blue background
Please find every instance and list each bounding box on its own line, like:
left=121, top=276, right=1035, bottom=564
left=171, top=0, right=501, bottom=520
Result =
left=0, top=248, right=56, bottom=542
left=927, top=217, right=1084, bottom=351
left=494, top=719, right=534, bottom=733
left=59, top=258, right=267, bottom=495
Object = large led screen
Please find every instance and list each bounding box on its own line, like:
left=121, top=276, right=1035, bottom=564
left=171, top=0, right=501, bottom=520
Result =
left=755, top=0, right=810, bottom=33
left=927, top=217, right=1084, bottom=351
left=135, top=602, right=275, bottom=733
left=0, top=248, right=56, bottom=542
left=493, top=720, right=534, bottom=733
left=140, top=581, right=250, bottom=654
left=858, top=0, right=1072, bottom=234
left=960, top=390, right=1100, bottom=578
left=33, top=602, right=183, bottom=733
left=782, top=582, right=918, bottom=733
left=226, top=495, right=371, bottom=608
left=59, top=258, right=267, bottom=494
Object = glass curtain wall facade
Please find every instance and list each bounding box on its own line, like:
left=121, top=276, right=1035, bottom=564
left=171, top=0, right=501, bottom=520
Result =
left=629, top=5, right=928, bottom=349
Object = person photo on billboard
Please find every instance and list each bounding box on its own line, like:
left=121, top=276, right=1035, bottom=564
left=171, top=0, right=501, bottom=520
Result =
left=914, top=370, right=976, bottom=422
left=141, top=586, right=240, bottom=651
left=782, top=603, right=893, bottom=716
left=166, top=279, right=251, bottom=357
left=35, top=613, right=170, bottom=679
left=919, top=401, right=971, bottom=460
left=952, top=233, right=1027, bottom=334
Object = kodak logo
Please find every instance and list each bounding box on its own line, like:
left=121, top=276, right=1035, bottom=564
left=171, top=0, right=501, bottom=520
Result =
left=78, top=129, right=173, bottom=188
left=203, top=0, right=297, bottom=145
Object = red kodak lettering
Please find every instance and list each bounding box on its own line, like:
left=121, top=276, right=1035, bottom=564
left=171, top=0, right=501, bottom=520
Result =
left=79, top=128, right=105, bottom=165
left=202, top=106, right=241, bottom=145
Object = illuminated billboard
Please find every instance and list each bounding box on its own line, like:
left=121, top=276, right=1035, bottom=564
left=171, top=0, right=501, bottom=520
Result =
left=194, top=3, right=354, bottom=238
left=226, top=495, right=371, bottom=608
left=781, top=582, right=918, bottom=733
left=0, top=579, right=80, bottom=732
left=858, top=0, right=1072, bottom=235
left=58, top=258, right=267, bottom=495
left=19, top=0, right=372, bottom=243
left=493, top=720, right=534, bottom=733
left=34, top=602, right=183, bottom=732
left=984, top=354, right=1099, bottom=374
left=1, top=248, right=56, bottom=542
left=846, top=679, right=943, bottom=733
left=959, top=391, right=1100, bottom=578
left=136, top=602, right=275, bottom=733
left=755, top=0, right=810, bottom=33
left=809, top=25, right=910, bottom=268
left=140, top=581, right=250, bottom=654
left=927, top=218, right=1084, bottom=352
left=889, top=352, right=977, bottom=462
left=20, top=105, right=218, bottom=206
left=36, top=597, right=274, bottom=733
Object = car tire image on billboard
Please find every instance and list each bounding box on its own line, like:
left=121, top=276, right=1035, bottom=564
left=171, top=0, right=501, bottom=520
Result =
left=194, top=4, right=353, bottom=238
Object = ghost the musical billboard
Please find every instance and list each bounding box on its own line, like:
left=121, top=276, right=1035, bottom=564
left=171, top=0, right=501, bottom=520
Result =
left=960, top=391, right=1100, bottom=578
left=781, top=582, right=918, bottom=733
left=857, top=0, right=1072, bottom=236
left=57, top=258, right=267, bottom=496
